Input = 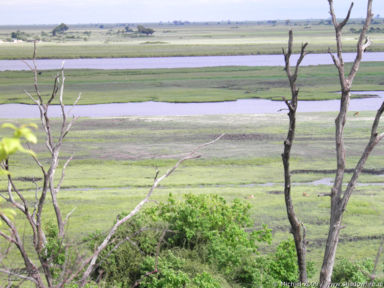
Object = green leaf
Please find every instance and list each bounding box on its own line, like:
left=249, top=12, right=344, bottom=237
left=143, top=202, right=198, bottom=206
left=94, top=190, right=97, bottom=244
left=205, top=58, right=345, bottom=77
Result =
left=0, top=169, right=9, bottom=176
left=0, top=199, right=16, bottom=227
left=16, top=146, right=37, bottom=158
left=0, top=123, right=38, bottom=162
left=22, top=123, right=38, bottom=129
left=15, top=127, right=37, bottom=144
left=1, top=123, right=17, bottom=130
left=1, top=137, right=23, bottom=156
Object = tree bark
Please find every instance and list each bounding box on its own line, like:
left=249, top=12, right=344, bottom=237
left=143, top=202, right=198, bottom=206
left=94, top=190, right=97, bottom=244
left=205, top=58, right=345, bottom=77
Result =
left=282, top=30, right=308, bottom=283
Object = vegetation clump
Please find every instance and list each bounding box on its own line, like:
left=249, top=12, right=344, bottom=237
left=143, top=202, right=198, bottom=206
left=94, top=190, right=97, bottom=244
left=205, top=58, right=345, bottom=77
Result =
left=52, top=23, right=69, bottom=36
left=137, top=25, right=155, bottom=35
left=87, top=193, right=312, bottom=287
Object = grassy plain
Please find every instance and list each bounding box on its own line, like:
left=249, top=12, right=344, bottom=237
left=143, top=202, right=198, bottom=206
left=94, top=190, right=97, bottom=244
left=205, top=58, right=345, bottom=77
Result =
left=2, top=19, right=384, bottom=283
left=1, top=21, right=384, bottom=59
left=1, top=62, right=384, bottom=104
left=2, top=112, right=384, bottom=278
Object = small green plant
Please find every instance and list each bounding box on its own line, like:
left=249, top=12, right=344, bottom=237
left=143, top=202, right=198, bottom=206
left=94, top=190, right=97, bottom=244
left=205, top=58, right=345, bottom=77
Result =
left=42, top=221, right=66, bottom=278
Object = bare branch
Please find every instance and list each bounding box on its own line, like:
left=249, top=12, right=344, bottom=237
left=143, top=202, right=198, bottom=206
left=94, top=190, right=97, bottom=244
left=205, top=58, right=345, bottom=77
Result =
left=341, top=102, right=384, bottom=209
left=66, top=93, right=82, bottom=117
left=339, top=2, right=354, bottom=29
left=0, top=214, right=44, bottom=287
left=0, top=230, right=16, bottom=244
left=293, top=43, right=309, bottom=79
left=348, top=0, right=374, bottom=83
left=370, top=237, right=384, bottom=284
left=0, top=242, right=12, bottom=263
left=24, top=89, right=39, bottom=105
left=0, top=268, right=37, bottom=284
left=328, top=48, right=340, bottom=70
left=56, top=155, right=73, bottom=193
left=32, top=178, right=39, bottom=220
left=132, top=228, right=167, bottom=288
left=47, top=74, right=60, bottom=106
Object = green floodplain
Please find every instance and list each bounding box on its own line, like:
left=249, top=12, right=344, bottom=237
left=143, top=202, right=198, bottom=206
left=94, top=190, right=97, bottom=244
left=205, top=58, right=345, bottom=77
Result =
left=2, top=20, right=384, bottom=282
left=1, top=62, right=384, bottom=105
left=2, top=113, right=384, bottom=280
left=1, top=20, right=384, bottom=59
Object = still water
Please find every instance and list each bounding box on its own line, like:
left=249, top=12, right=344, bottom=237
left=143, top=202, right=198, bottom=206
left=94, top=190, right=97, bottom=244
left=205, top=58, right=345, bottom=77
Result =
left=1, top=52, right=384, bottom=71
left=1, top=91, right=383, bottom=119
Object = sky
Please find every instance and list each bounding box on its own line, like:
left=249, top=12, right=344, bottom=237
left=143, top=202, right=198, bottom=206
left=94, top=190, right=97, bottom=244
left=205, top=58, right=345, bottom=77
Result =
left=1, top=0, right=384, bottom=25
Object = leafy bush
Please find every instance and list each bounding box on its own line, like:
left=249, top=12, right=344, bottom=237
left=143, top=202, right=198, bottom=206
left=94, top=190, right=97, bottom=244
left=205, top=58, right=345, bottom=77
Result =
left=148, top=194, right=268, bottom=248
left=268, top=239, right=299, bottom=283
left=88, top=194, right=279, bottom=287
left=85, top=213, right=162, bottom=286
left=332, top=257, right=374, bottom=283
left=41, top=221, right=66, bottom=278
left=138, top=251, right=221, bottom=288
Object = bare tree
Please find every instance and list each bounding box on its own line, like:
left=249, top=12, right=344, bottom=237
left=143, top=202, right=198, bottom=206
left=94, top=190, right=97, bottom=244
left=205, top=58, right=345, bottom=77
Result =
left=0, top=43, right=224, bottom=287
left=281, top=1, right=383, bottom=286
left=282, top=30, right=309, bottom=283
left=318, top=1, right=383, bottom=287
left=0, top=41, right=78, bottom=287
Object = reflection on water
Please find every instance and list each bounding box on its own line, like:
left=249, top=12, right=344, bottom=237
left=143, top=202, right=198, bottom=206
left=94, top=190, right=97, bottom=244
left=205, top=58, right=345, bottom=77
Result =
left=0, top=91, right=383, bottom=119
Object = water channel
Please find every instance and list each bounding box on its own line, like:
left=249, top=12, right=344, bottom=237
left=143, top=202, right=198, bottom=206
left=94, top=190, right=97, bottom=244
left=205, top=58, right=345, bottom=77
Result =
left=0, top=91, right=383, bottom=119
left=1, top=52, right=384, bottom=71
left=1, top=52, right=384, bottom=118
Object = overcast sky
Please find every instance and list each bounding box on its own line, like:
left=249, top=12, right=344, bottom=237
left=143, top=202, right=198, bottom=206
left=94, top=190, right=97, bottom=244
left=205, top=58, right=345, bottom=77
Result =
left=1, top=0, right=383, bottom=25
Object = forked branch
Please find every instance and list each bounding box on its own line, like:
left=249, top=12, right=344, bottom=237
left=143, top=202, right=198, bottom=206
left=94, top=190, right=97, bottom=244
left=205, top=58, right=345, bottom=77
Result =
left=282, top=30, right=308, bottom=283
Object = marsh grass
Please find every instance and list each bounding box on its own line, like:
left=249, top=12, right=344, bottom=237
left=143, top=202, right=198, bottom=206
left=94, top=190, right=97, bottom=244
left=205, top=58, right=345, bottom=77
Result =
left=2, top=112, right=384, bottom=280
left=1, top=62, right=384, bottom=104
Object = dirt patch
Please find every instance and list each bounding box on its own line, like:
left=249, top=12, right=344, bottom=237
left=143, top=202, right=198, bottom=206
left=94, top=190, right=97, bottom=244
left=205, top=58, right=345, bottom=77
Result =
left=220, top=133, right=276, bottom=141
left=14, top=177, right=43, bottom=182
left=267, top=190, right=283, bottom=195
left=310, top=234, right=383, bottom=248
left=351, top=93, right=380, bottom=99
left=292, top=168, right=384, bottom=175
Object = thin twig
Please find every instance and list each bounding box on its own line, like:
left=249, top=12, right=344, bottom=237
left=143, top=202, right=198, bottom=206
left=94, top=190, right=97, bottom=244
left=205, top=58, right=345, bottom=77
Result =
left=0, top=268, right=37, bottom=284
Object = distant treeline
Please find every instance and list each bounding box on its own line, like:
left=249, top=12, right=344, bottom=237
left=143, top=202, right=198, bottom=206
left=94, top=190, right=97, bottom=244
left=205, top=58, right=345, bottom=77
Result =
left=350, top=26, right=384, bottom=34
left=2, top=17, right=383, bottom=30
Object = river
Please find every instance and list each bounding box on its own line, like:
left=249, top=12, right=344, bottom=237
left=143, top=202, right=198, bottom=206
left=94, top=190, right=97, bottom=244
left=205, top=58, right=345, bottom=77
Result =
left=1, top=52, right=384, bottom=71
left=1, top=91, right=383, bottom=119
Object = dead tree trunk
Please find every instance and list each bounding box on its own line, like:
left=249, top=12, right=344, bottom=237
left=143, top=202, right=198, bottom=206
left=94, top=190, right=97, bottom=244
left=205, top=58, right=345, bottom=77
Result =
left=282, top=30, right=308, bottom=283
left=319, top=1, right=381, bottom=287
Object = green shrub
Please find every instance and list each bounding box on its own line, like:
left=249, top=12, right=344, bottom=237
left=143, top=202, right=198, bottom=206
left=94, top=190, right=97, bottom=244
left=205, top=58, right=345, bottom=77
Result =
left=85, top=213, right=163, bottom=286
left=41, top=221, right=66, bottom=278
left=149, top=193, right=270, bottom=249
left=269, top=240, right=299, bottom=282
left=88, top=194, right=273, bottom=287
left=138, top=251, right=222, bottom=288
left=332, top=257, right=374, bottom=283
